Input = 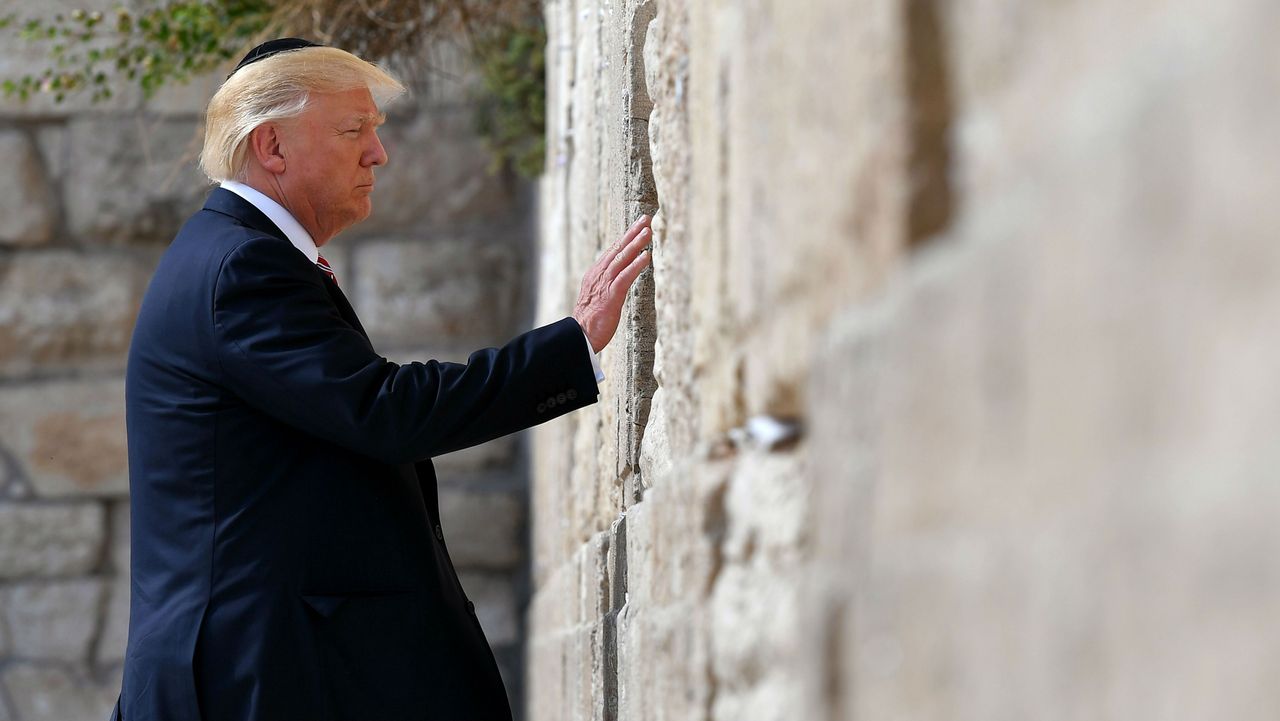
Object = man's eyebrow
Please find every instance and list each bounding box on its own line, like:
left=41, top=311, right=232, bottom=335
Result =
left=338, top=112, right=386, bottom=129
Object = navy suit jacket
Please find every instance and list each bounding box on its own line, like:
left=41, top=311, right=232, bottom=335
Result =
left=116, top=188, right=598, bottom=721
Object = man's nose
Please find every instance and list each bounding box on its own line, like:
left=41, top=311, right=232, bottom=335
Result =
left=365, top=132, right=388, bottom=167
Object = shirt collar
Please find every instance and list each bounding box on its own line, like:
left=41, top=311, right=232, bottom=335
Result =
left=219, top=180, right=320, bottom=264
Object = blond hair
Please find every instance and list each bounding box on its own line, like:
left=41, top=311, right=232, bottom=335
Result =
left=200, top=46, right=405, bottom=183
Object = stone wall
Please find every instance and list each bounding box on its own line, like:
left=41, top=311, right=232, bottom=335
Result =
left=0, top=11, right=539, bottom=719
left=530, top=0, right=1280, bottom=720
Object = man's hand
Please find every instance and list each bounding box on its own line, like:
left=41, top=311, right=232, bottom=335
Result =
left=572, top=214, right=653, bottom=353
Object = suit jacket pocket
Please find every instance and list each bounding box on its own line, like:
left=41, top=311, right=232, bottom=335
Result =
left=300, top=588, right=413, bottom=619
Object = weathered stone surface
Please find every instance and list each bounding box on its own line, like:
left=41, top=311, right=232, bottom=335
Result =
left=143, top=70, right=221, bottom=116
left=96, top=500, right=131, bottom=666
left=351, top=237, right=523, bottom=351
left=407, top=38, right=486, bottom=108
left=96, top=575, right=129, bottom=667
left=0, top=379, right=128, bottom=497
left=0, top=502, right=106, bottom=579
left=64, top=116, right=209, bottom=243
left=0, top=250, right=155, bottom=378
left=458, top=570, right=519, bottom=646
left=439, top=489, right=523, bottom=569
left=533, top=0, right=1280, bottom=720
left=34, top=123, right=69, bottom=182
left=0, top=664, right=118, bottom=721
left=0, top=579, right=104, bottom=661
left=0, top=0, right=142, bottom=118
left=0, top=131, right=55, bottom=245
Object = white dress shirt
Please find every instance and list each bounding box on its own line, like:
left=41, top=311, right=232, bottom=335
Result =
left=219, top=180, right=606, bottom=383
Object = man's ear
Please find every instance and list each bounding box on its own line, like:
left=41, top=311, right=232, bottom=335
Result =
left=248, top=123, right=287, bottom=175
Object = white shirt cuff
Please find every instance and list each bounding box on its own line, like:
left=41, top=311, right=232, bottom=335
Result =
left=582, top=329, right=605, bottom=383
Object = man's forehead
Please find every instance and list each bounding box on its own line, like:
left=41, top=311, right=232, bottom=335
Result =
left=306, top=87, right=385, bottom=122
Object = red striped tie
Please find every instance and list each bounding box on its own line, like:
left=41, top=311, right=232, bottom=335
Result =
left=316, top=253, right=338, bottom=286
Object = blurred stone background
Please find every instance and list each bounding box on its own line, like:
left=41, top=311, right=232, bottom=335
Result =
left=529, top=0, right=1280, bottom=720
left=0, top=2, right=542, bottom=718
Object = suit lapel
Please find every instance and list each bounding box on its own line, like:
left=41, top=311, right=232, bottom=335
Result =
left=320, top=276, right=372, bottom=343
left=203, top=188, right=373, bottom=344
left=202, top=187, right=290, bottom=242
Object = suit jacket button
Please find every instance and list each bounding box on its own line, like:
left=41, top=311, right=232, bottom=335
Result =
left=547, top=396, right=557, bottom=407
left=567, top=389, right=577, bottom=400
left=434, top=524, right=444, bottom=541
left=465, top=600, right=476, bottom=615
left=557, top=392, right=567, bottom=404
left=537, top=402, right=546, bottom=413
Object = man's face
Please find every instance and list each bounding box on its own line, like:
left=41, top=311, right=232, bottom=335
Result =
left=278, top=86, right=388, bottom=243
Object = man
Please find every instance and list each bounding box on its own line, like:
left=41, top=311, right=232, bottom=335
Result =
left=114, top=39, right=652, bottom=721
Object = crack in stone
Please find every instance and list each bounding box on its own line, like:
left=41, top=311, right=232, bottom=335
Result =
left=904, top=0, right=955, bottom=247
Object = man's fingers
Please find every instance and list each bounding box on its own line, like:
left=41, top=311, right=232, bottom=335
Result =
left=611, top=245, right=652, bottom=293
left=606, top=226, right=651, bottom=278
left=599, top=215, right=651, bottom=269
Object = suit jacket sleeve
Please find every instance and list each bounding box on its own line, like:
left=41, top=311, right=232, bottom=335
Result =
left=211, top=235, right=599, bottom=464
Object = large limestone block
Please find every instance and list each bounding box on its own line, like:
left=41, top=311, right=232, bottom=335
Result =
left=0, top=664, right=118, bottom=721
left=351, top=237, right=523, bottom=351
left=0, top=250, right=155, bottom=378
left=0, top=502, right=106, bottom=579
left=64, top=116, right=208, bottom=243
left=622, top=458, right=729, bottom=610
left=708, top=562, right=805, bottom=720
left=0, top=579, right=104, bottom=661
left=0, top=131, right=55, bottom=245
left=0, top=379, right=128, bottom=497
left=615, top=601, right=711, bottom=721
left=529, top=410, right=584, bottom=581
left=439, top=488, right=524, bottom=569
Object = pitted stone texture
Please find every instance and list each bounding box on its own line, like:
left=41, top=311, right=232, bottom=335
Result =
left=0, top=502, right=106, bottom=579
left=525, top=530, right=613, bottom=721
left=613, top=461, right=727, bottom=721
left=0, top=250, right=154, bottom=378
left=438, top=489, right=523, bottom=569
left=0, top=664, right=118, bottom=721
left=527, top=621, right=606, bottom=721
left=0, top=379, right=128, bottom=497
left=351, top=237, right=523, bottom=351
left=0, top=131, right=55, bottom=245
left=64, top=116, right=208, bottom=243
left=0, top=579, right=104, bottom=661
left=458, top=570, right=519, bottom=646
